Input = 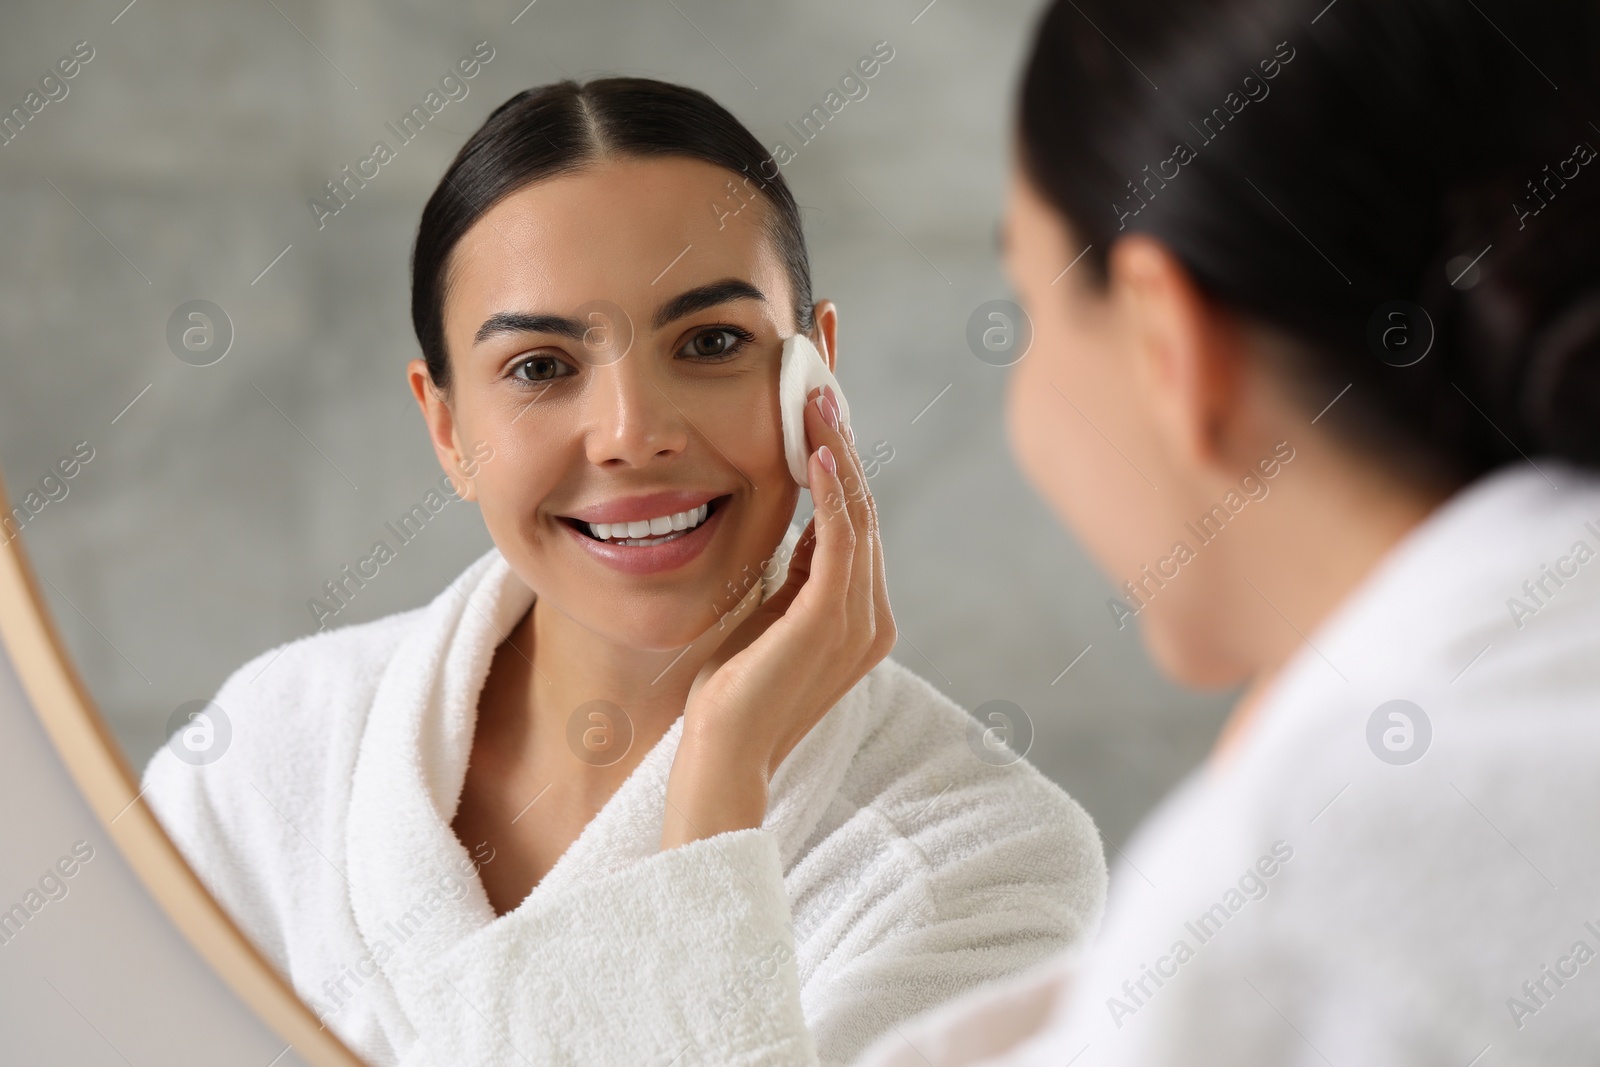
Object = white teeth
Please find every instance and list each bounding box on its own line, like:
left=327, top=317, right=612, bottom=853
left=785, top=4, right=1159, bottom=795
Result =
left=585, top=501, right=715, bottom=542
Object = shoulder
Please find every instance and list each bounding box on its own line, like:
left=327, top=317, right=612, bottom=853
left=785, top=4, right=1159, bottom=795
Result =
left=1185, top=620, right=1600, bottom=1046
left=138, top=606, right=427, bottom=924
left=830, top=655, right=1108, bottom=931
left=143, top=604, right=425, bottom=792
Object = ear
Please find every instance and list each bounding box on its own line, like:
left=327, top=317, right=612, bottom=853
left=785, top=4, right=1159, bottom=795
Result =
left=1108, top=234, right=1243, bottom=469
left=809, top=299, right=840, bottom=374
left=407, top=357, right=477, bottom=501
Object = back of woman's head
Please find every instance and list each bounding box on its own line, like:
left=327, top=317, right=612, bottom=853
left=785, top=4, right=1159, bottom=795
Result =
left=411, top=77, right=811, bottom=392
left=1019, top=0, right=1600, bottom=486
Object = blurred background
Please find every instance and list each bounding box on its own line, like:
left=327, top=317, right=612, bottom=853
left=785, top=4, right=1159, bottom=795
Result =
left=0, top=0, right=1229, bottom=854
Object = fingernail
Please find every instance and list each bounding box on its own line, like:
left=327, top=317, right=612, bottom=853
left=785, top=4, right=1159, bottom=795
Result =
left=818, top=393, right=840, bottom=430
left=818, top=445, right=837, bottom=475
left=823, top=385, right=849, bottom=440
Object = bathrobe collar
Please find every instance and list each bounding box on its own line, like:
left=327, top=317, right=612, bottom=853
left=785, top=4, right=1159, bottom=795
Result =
left=1216, top=458, right=1600, bottom=779
left=343, top=522, right=867, bottom=1027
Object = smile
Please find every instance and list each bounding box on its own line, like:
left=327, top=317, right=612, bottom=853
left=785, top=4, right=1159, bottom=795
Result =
left=558, top=494, right=733, bottom=576
left=581, top=500, right=714, bottom=546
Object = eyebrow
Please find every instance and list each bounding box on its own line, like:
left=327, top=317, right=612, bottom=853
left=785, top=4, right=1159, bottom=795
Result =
left=471, top=278, right=767, bottom=348
left=474, top=311, right=587, bottom=346
left=651, top=278, right=765, bottom=330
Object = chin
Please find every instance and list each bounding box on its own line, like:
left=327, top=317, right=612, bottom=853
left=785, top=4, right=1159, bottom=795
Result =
left=1140, top=611, right=1250, bottom=691
left=594, top=602, right=722, bottom=653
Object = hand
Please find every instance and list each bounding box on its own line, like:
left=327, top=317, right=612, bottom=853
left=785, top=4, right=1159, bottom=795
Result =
left=661, top=383, right=895, bottom=849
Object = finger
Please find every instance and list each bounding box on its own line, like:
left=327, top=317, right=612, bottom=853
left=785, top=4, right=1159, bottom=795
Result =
left=864, top=484, right=893, bottom=657
left=840, top=407, right=885, bottom=619
left=824, top=384, right=874, bottom=549
left=810, top=386, right=870, bottom=522
left=797, top=436, right=857, bottom=631
left=807, top=385, right=888, bottom=661
left=848, top=478, right=886, bottom=655
left=804, top=389, right=873, bottom=603
left=814, top=387, right=878, bottom=639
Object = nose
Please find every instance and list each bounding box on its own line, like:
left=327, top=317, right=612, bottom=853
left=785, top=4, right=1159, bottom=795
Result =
left=583, top=361, right=690, bottom=469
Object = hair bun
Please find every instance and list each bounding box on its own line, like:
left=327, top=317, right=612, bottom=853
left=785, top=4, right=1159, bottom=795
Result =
left=1520, top=286, right=1600, bottom=463
left=1424, top=150, right=1600, bottom=472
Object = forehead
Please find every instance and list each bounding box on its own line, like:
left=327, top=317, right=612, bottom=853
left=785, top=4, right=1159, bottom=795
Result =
left=442, top=155, right=794, bottom=344
left=1003, top=166, right=1061, bottom=252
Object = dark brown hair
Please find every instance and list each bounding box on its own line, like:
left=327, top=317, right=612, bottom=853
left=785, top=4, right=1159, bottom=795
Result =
left=1020, top=0, right=1600, bottom=482
left=410, top=77, right=812, bottom=391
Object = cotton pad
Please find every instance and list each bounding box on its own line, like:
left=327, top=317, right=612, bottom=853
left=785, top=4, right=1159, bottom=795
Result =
left=779, top=333, right=851, bottom=487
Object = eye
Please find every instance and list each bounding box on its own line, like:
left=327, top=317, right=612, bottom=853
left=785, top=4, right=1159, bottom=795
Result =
left=511, top=353, right=573, bottom=383
left=678, top=326, right=753, bottom=362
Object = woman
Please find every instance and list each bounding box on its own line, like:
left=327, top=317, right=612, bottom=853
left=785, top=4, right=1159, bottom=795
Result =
left=366, top=0, right=1593, bottom=1064
left=856, top=0, right=1600, bottom=1062
left=139, top=79, right=1107, bottom=1067
left=864, top=0, right=1600, bottom=1062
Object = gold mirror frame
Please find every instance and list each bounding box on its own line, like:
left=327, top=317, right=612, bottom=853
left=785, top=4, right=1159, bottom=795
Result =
left=0, top=469, right=364, bottom=1067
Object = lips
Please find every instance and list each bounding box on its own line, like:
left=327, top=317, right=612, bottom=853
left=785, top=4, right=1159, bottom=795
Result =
left=561, top=489, right=726, bottom=526
left=559, top=494, right=731, bottom=576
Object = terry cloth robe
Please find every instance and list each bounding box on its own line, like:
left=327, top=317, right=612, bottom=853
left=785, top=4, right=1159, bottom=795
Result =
left=141, top=524, right=1109, bottom=1067
left=853, top=461, right=1600, bottom=1067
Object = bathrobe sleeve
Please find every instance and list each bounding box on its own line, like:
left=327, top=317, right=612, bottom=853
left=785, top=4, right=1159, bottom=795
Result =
left=850, top=952, right=1079, bottom=1067
left=781, top=658, right=1106, bottom=1065
left=138, top=642, right=322, bottom=980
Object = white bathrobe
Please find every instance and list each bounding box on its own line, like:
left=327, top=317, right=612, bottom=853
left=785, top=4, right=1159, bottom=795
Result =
left=854, top=461, right=1600, bottom=1066
left=141, top=525, right=1108, bottom=1067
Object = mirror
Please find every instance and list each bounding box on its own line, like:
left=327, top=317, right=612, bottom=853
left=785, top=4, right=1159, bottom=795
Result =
left=0, top=1, right=1227, bottom=1061
left=0, top=471, right=361, bottom=1065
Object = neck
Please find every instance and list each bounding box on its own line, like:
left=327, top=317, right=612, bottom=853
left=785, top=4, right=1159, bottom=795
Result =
left=497, top=586, right=753, bottom=793
left=530, top=594, right=697, bottom=730
left=1207, top=442, right=1453, bottom=766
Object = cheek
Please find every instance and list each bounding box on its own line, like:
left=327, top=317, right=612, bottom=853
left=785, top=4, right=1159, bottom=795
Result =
left=1004, top=359, right=1055, bottom=497
left=471, top=425, right=567, bottom=532
left=1005, top=310, right=1111, bottom=535
left=721, top=387, right=786, bottom=473
left=695, top=356, right=791, bottom=484
left=696, top=372, right=803, bottom=566
left=1005, top=303, right=1164, bottom=583
left=716, top=377, right=801, bottom=531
